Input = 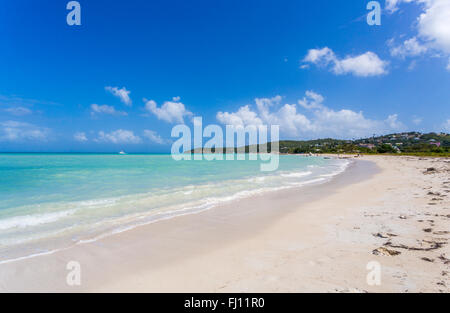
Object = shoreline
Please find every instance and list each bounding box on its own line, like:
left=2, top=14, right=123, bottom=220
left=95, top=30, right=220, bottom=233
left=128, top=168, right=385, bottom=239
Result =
left=1, top=156, right=449, bottom=292
left=0, top=155, right=348, bottom=265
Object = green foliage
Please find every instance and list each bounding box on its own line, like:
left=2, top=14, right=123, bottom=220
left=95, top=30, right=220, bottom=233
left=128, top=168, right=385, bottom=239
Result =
left=377, top=144, right=398, bottom=154
left=188, top=132, right=450, bottom=156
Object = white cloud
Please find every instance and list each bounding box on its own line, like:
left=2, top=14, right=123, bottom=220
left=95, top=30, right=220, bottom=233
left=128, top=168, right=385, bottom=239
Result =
left=144, top=98, right=192, bottom=124
left=217, top=105, right=263, bottom=128
left=4, top=107, right=32, bottom=116
left=385, top=0, right=415, bottom=13
left=216, top=91, right=405, bottom=139
left=105, top=86, right=132, bottom=106
left=96, top=129, right=142, bottom=144
left=418, top=0, right=450, bottom=54
left=0, top=121, right=49, bottom=142
left=412, top=116, right=423, bottom=125
left=385, top=114, right=405, bottom=129
left=91, top=104, right=127, bottom=116
left=390, top=37, right=428, bottom=58
left=388, top=0, right=450, bottom=69
left=303, top=47, right=335, bottom=65
left=268, top=103, right=313, bottom=136
left=298, top=91, right=325, bottom=110
left=218, top=95, right=313, bottom=137
left=0, top=95, right=59, bottom=107
left=74, top=132, right=88, bottom=142
left=302, top=47, right=388, bottom=77
left=143, top=130, right=165, bottom=144
left=443, top=119, right=450, bottom=132
left=386, top=0, right=399, bottom=12
left=334, top=52, right=389, bottom=77
left=408, top=60, right=418, bottom=70
left=447, top=57, right=450, bottom=70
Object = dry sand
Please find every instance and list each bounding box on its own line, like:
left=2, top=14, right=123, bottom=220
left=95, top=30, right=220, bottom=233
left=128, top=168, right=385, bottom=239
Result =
left=1, top=155, right=449, bottom=293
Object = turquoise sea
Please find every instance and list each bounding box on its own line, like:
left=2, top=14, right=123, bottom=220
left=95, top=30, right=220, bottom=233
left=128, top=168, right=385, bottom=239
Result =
left=0, top=154, right=349, bottom=263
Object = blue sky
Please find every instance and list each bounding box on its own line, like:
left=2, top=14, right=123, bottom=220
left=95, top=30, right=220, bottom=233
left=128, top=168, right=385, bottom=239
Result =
left=0, top=0, right=449, bottom=152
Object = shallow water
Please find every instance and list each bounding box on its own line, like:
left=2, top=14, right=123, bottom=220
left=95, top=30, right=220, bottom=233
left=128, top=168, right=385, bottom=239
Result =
left=0, top=153, right=349, bottom=262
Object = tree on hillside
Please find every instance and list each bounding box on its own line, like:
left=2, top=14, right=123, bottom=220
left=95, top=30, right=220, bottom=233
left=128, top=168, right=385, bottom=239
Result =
left=377, top=144, right=397, bottom=154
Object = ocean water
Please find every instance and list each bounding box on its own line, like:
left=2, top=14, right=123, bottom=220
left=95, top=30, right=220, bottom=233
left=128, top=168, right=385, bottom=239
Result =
left=0, top=153, right=349, bottom=263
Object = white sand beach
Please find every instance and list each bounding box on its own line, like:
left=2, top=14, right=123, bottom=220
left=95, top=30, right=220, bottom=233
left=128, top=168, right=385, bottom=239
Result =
left=1, top=156, right=449, bottom=293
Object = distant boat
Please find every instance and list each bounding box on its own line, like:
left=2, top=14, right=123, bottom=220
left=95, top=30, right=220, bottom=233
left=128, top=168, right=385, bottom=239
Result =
left=119, top=150, right=126, bottom=155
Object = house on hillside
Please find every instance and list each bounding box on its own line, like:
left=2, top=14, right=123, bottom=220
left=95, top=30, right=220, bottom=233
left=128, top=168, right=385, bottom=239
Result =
left=359, top=143, right=376, bottom=150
